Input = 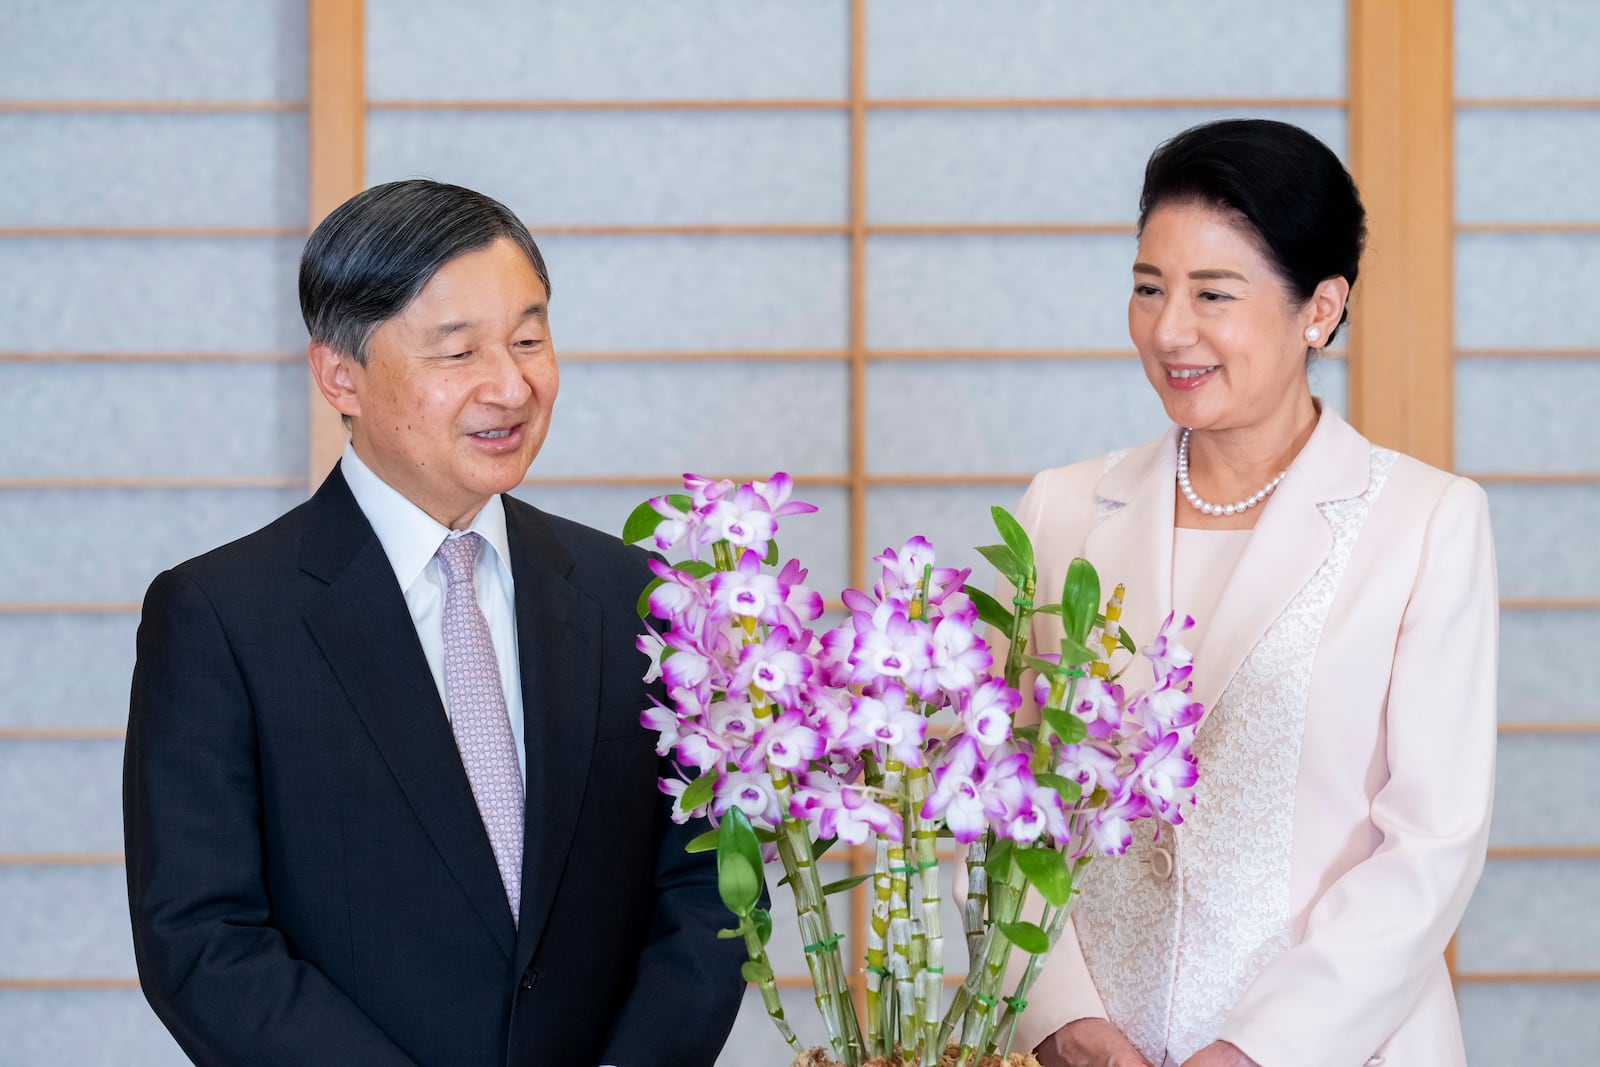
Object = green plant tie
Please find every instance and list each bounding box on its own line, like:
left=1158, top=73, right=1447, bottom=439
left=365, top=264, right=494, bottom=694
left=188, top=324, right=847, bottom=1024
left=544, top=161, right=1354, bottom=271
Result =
left=1004, top=996, right=1028, bottom=1012
left=973, top=992, right=998, bottom=1008
left=803, top=933, right=843, bottom=954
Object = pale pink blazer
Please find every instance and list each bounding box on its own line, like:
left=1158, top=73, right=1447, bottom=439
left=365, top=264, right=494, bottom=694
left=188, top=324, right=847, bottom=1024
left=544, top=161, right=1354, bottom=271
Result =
left=1010, top=407, right=1498, bottom=1067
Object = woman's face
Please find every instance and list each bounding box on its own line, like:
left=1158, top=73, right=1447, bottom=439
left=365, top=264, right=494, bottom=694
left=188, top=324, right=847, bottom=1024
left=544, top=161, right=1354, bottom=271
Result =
left=1128, top=201, right=1316, bottom=434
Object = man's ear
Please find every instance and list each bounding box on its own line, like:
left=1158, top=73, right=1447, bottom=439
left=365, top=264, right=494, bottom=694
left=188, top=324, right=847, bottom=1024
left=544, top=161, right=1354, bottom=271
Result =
left=309, top=341, right=361, bottom=418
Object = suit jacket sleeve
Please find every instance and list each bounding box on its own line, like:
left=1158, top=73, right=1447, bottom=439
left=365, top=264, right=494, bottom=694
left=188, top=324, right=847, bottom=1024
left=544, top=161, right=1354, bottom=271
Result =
left=1218, top=477, right=1499, bottom=1066
left=124, top=567, right=418, bottom=1066
left=596, top=760, right=747, bottom=1066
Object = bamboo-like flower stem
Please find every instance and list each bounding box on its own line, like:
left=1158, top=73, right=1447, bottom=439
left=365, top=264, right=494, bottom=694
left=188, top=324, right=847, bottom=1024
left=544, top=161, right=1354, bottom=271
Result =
left=743, top=918, right=804, bottom=1053
left=992, top=858, right=1088, bottom=1054
left=906, top=764, right=943, bottom=1066
left=867, top=837, right=892, bottom=1057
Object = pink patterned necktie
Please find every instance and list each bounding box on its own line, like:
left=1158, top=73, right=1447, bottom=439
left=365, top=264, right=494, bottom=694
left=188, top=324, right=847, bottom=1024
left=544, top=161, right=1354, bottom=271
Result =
left=435, top=532, right=524, bottom=925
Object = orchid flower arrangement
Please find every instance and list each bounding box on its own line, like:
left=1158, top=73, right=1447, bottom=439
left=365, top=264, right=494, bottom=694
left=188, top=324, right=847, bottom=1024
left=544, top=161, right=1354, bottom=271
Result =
left=623, top=474, right=1203, bottom=1067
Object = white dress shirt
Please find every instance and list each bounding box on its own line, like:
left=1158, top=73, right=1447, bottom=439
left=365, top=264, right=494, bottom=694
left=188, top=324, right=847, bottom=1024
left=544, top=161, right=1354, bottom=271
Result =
left=340, top=444, right=526, bottom=785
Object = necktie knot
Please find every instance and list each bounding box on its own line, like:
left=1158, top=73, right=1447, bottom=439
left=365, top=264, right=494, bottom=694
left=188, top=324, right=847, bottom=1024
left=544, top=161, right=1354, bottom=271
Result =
left=436, top=531, right=483, bottom=586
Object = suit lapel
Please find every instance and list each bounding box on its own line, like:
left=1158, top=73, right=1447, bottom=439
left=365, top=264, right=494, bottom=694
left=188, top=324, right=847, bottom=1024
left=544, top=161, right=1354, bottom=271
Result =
left=1186, top=407, right=1372, bottom=717
left=503, top=499, right=602, bottom=974
left=1082, top=432, right=1178, bottom=693
left=300, top=468, right=517, bottom=959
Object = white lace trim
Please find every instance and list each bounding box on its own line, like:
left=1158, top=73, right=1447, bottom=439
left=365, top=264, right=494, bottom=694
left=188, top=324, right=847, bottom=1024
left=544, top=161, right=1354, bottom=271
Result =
left=1073, top=447, right=1397, bottom=1064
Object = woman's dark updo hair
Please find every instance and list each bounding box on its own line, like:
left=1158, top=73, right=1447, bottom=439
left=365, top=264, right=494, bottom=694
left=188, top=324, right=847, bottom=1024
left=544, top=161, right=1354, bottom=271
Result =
left=1138, top=118, right=1367, bottom=344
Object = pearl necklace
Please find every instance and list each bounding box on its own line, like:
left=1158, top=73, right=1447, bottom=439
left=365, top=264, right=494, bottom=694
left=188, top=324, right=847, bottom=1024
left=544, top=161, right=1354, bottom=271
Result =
left=1177, top=427, right=1287, bottom=517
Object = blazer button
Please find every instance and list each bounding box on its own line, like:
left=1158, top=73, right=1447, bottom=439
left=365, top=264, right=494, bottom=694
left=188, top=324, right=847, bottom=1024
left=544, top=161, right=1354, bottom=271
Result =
left=519, top=968, right=537, bottom=992
left=1149, top=845, right=1175, bottom=881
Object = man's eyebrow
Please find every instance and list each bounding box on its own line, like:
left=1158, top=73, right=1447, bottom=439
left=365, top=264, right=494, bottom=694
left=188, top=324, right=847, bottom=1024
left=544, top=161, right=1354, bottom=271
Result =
left=425, top=303, right=548, bottom=344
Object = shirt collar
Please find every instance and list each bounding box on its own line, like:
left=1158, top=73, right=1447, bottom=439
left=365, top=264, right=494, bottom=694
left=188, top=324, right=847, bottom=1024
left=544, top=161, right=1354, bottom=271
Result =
left=340, top=443, right=513, bottom=592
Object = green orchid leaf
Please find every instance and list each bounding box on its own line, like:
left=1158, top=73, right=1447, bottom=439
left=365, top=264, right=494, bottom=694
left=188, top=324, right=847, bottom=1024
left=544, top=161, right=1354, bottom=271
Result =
left=975, top=543, right=1026, bottom=585
left=1014, top=847, right=1073, bottom=907
left=716, top=926, right=745, bottom=940
left=753, top=907, right=774, bottom=947
left=716, top=808, right=764, bottom=915
left=1061, top=558, right=1101, bottom=645
left=1034, top=772, right=1083, bottom=808
left=678, top=770, right=717, bottom=817
left=1040, top=704, right=1088, bottom=746
left=1058, top=636, right=1098, bottom=668
left=1011, top=725, right=1040, bottom=747
left=621, top=499, right=664, bottom=546
left=984, top=838, right=1015, bottom=882
left=998, top=920, right=1050, bottom=956
left=963, top=584, right=1016, bottom=633
left=721, top=806, right=765, bottom=885
left=672, top=560, right=715, bottom=579
left=685, top=828, right=719, bottom=854
left=812, top=836, right=839, bottom=862
left=990, top=506, right=1035, bottom=571
left=1023, top=655, right=1066, bottom=678
left=665, top=493, right=692, bottom=512
left=820, top=873, right=873, bottom=896
left=741, top=959, right=775, bottom=984
left=636, top=576, right=665, bottom=619
left=763, top=539, right=780, bottom=566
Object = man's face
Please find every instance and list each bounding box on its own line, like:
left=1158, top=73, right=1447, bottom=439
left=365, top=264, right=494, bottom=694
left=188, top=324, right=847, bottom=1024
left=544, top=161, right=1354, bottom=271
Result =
left=342, top=237, right=558, bottom=529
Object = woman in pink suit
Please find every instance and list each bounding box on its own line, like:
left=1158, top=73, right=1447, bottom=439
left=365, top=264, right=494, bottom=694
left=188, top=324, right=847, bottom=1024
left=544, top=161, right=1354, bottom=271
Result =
left=1013, top=120, right=1498, bottom=1067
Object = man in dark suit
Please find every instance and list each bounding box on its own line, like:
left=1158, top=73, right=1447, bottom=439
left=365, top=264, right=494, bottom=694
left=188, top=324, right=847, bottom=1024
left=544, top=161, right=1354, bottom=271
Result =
left=124, top=180, right=744, bottom=1066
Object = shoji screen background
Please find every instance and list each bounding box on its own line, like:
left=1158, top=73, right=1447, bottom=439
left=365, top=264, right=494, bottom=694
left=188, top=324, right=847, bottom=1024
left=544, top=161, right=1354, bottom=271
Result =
left=0, top=2, right=1589, bottom=1064
left=0, top=1, right=312, bottom=1063
left=1450, top=1, right=1600, bottom=1061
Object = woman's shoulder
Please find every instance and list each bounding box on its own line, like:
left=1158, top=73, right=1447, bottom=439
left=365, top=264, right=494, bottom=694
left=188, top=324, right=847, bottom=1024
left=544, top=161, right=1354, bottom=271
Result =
left=1018, top=436, right=1168, bottom=535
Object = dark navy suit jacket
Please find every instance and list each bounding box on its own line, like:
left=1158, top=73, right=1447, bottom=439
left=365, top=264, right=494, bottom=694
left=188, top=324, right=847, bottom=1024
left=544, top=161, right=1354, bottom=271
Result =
left=124, top=465, right=742, bottom=1066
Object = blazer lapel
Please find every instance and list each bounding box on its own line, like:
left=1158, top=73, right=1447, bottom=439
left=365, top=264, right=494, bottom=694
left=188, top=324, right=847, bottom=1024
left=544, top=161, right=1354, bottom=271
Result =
left=1081, top=431, right=1179, bottom=693
left=300, top=468, right=517, bottom=958
left=1187, top=407, right=1372, bottom=717
left=503, top=500, right=602, bottom=974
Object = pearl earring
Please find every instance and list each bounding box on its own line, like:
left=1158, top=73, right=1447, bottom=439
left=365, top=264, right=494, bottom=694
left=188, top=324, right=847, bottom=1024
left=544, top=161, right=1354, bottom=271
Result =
left=1304, top=326, right=1321, bottom=344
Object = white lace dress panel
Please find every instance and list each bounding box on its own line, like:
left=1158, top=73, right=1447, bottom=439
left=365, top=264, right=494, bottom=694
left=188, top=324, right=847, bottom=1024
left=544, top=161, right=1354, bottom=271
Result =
left=1072, top=447, right=1397, bottom=1066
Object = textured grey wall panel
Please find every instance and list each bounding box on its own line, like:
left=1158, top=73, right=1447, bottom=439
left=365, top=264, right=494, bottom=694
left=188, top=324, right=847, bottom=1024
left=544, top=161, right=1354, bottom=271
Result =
left=0, top=362, right=309, bottom=479
left=1455, top=234, right=1600, bottom=348
left=1456, top=110, right=1600, bottom=223
left=1489, top=735, right=1600, bottom=847
left=0, top=739, right=124, bottom=854
left=369, top=111, right=848, bottom=225
left=0, top=991, right=188, bottom=1067
left=865, top=0, right=1345, bottom=98
left=0, top=489, right=307, bottom=602
left=1457, top=358, right=1600, bottom=473
left=1497, top=608, right=1600, bottom=722
left=0, top=0, right=305, bottom=101
left=1456, top=0, right=1600, bottom=96
left=367, top=0, right=848, bottom=101
left=0, top=616, right=140, bottom=729
left=0, top=865, right=136, bottom=978
left=532, top=361, right=849, bottom=478
left=1483, top=485, right=1600, bottom=598
left=867, top=234, right=1136, bottom=349
left=0, top=238, right=306, bottom=352
left=867, top=108, right=1347, bottom=224
left=536, top=235, right=849, bottom=351
left=1459, top=983, right=1600, bottom=1063
left=0, top=114, right=308, bottom=228
left=1456, top=859, right=1600, bottom=972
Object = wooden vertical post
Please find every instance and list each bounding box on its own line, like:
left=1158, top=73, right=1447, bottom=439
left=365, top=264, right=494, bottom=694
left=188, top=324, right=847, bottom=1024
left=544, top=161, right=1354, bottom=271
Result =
left=1347, top=0, right=1455, bottom=472
left=306, top=0, right=367, bottom=486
